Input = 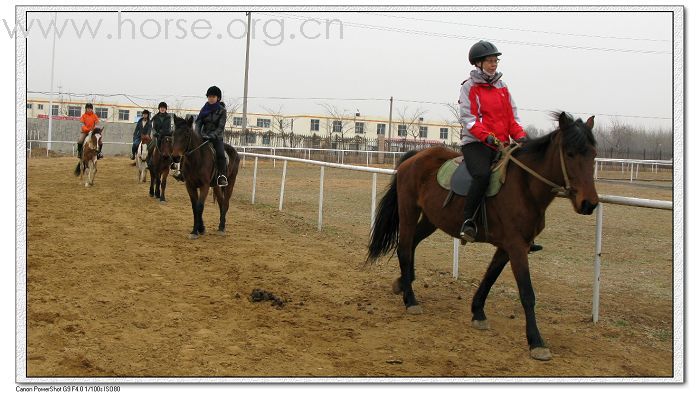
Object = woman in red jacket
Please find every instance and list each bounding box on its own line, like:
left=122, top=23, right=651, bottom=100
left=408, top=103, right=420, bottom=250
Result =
left=458, top=40, right=527, bottom=241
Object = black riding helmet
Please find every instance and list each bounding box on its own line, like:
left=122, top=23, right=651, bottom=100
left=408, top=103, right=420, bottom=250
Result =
left=206, top=86, right=222, bottom=101
left=142, top=109, right=150, bottom=116
left=158, top=102, right=168, bottom=110
left=468, top=40, right=502, bottom=65
left=85, top=103, right=93, bottom=109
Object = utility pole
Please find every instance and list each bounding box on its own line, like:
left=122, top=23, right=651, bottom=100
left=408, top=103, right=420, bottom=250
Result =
left=47, top=12, right=58, bottom=153
left=387, top=96, right=393, bottom=152
left=241, top=11, right=252, bottom=146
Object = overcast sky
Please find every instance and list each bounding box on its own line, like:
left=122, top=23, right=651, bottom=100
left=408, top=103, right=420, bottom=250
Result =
left=24, top=8, right=674, bottom=132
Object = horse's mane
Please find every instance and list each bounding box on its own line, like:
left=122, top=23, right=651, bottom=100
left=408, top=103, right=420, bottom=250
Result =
left=517, top=113, right=596, bottom=159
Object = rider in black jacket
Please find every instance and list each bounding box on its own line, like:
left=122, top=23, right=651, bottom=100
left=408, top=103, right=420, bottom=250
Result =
left=195, top=86, right=228, bottom=187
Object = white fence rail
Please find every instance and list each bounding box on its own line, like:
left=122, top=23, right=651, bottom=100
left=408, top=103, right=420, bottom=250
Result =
left=238, top=151, right=672, bottom=323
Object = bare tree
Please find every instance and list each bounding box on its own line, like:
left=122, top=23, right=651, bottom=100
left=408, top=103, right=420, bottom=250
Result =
left=396, top=106, right=427, bottom=141
left=319, top=103, right=355, bottom=150
left=442, top=102, right=464, bottom=145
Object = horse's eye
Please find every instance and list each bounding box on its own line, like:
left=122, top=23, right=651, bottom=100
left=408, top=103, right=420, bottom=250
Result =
left=566, top=151, right=575, bottom=158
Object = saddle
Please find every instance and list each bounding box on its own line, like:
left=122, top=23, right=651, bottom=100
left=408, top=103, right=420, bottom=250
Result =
left=437, top=144, right=521, bottom=206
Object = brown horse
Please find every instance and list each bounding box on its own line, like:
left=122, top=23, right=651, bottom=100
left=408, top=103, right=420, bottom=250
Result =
left=171, top=115, right=240, bottom=239
left=367, top=112, right=598, bottom=360
left=148, top=135, right=173, bottom=203
left=73, top=127, right=103, bottom=187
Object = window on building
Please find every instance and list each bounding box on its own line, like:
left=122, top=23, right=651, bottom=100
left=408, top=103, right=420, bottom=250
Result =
left=68, top=106, right=81, bottom=117
left=256, top=118, right=270, bottom=128
left=355, top=122, right=364, bottom=134
left=310, top=119, right=320, bottom=132
left=95, top=107, right=108, bottom=119
left=262, top=134, right=271, bottom=145
left=26, top=103, right=33, bottom=109
left=332, top=120, right=342, bottom=133
left=398, top=124, right=407, bottom=137
left=419, top=126, right=428, bottom=138
left=37, top=104, right=44, bottom=110
left=245, top=134, right=257, bottom=144
left=233, top=117, right=242, bottom=127
left=376, top=123, right=386, bottom=135
left=118, top=109, right=130, bottom=121
left=440, top=127, right=448, bottom=139
left=51, top=105, right=59, bottom=116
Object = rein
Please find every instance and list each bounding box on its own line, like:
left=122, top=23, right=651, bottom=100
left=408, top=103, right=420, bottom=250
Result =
left=507, top=140, right=572, bottom=196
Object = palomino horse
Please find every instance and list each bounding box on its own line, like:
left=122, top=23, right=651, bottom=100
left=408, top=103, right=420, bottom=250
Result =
left=367, top=112, right=598, bottom=360
left=136, top=134, right=151, bottom=183
left=171, top=115, right=240, bottom=239
left=73, top=127, right=103, bottom=187
left=148, top=134, right=173, bottom=203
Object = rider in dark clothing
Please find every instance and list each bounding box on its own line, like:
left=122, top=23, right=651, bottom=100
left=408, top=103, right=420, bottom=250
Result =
left=195, top=86, right=228, bottom=187
left=131, top=109, right=151, bottom=159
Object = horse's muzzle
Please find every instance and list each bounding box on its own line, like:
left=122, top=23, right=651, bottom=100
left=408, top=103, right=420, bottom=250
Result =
left=580, top=200, right=598, bottom=215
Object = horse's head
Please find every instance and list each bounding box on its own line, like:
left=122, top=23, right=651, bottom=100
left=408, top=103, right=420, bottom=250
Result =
left=140, top=134, right=152, bottom=144
left=159, top=135, right=174, bottom=157
left=555, top=112, right=599, bottom=215
left=171, top=114, right=195, bottom=158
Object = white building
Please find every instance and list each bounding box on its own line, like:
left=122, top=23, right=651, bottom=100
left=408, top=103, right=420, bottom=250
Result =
left=26, top=97, right=462, bottom=146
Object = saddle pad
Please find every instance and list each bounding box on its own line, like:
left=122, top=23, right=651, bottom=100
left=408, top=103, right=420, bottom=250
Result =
left=436, top=152, right=509, bottom=197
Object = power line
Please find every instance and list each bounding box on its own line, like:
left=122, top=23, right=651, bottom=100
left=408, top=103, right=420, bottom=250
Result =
left=366, top=12, right=671, bottom=43
left=259, top=12, right=670, bottom=55
left=27, top=90, right=672, bottom=120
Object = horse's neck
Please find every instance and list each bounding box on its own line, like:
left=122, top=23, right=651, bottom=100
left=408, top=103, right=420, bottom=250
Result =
left=515, top=141, right=564, bottom=210
left=183, top=131, right=204, bottom=169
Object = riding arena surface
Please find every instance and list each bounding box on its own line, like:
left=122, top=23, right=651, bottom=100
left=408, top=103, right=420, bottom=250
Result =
left=26, top=155, right=673, bottom=378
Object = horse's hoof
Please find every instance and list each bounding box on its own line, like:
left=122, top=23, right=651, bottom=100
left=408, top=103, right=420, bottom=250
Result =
left=406, top=305, right=423, bottom=315
left=530, top=347, right=552, bottom=361
left=188, top=233, right=199, bottom=240
left=216, top=230, right=225, bottom=236
left=391, top=278, right=402, bottom=295
left=159, top=200, right=166, bottom=204
left=471, top=320, right=490, bottom=330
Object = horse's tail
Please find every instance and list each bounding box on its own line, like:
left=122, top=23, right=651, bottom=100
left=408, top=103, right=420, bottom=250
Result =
left=366, top=150, right=419, bottom=263
left=73, top=161, right=81, bottom=177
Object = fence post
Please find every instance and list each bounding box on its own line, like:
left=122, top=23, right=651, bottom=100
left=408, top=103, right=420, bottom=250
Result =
left=453, top=239, right=460, bottom=278
left=251, top=156, right=258, bottom=204
left=371, top=173, right=377, bottom=229
left=318, top=166, right=325, bottom=231
left=592, top=203, right=604, bottom=323
left=279, top=160, right=288, bottom=211
left=241, top=147, right=246, bottom=168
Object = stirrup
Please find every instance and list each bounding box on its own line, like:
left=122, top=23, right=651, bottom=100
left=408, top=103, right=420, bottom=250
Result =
left=460, top=219, right=477, bottom=242
left=97, top=152, right=104, bottom=160
left=217, top=175, right=228, bottom=187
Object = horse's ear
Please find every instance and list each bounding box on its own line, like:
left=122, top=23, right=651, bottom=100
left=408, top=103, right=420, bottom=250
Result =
left=585, top=115, right=595, bottom=130
left=558, top=112, right=574, bottom=129
left=187, top=115, right=194, bottom=127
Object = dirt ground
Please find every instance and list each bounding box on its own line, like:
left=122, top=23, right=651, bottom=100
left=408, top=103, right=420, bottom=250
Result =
left=24, top=155, right=674, bottom=379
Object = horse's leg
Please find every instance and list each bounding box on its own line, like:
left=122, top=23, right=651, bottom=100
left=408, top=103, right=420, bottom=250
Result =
left=471, top=247, right=510, bottom=330
left=196, top=185, right=211, bottom=235
left=508, top=244, right=551, bottom=361
left=392, top=215, right=436, bottom=305
left=395, top=204, right=422, bottom=314
left=186, top=184, right=200, bottom=239
left=148, top=160, right=156, bottom=197
left=158, top=167, right=167, bottom=203
left=217, top=161, right=238, bottom=234
left=154, top=160, right=162, bottom=199
left=212, top=187, right=226, bottom=234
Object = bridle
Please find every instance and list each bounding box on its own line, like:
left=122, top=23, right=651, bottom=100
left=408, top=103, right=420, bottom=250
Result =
left=506, top=135, right=573, bottom=197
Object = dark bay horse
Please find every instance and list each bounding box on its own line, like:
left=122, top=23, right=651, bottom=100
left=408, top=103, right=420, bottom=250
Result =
left=148, top=135, right=173, bottom=203
left=367, top=112, right=598, bottom=360
left=171, top=115, right=240, bottom=239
